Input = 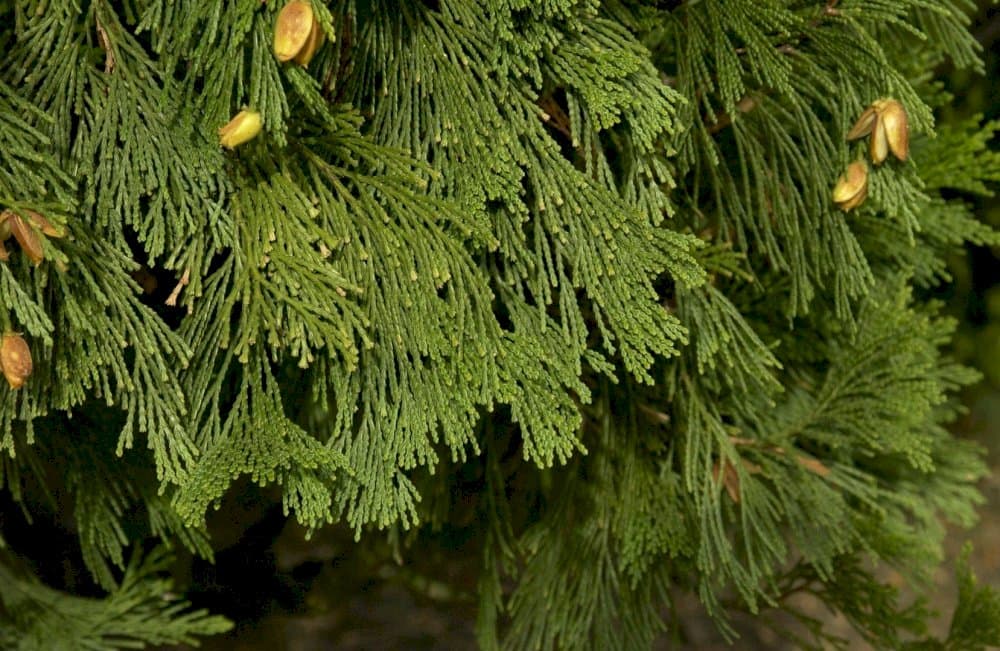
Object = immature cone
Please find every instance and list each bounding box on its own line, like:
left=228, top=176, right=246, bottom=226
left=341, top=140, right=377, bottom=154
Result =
left=219, top=110, right=262, bottom=149
left=832, top=160, right=869, bottom=211
left=0, top=333, right=32, bottom=390
left=274, top=1, right=315, bottom=62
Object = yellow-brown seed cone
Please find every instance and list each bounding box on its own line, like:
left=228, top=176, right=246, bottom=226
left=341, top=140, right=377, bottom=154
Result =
left=869, top=115, right=889, bottom=165
left=846, top=105, right=877, bottom=141
left=274, top=1, right=314, bottom=62
left=1, top=333, right=32, bottom=389
left=293, top=16, right=325, bottom=67
left=838, top=183, right=867, bottom=211
left=219, top=110, right=262, bottom=149
left=833, top=160, right=869, bottom=211
left=877, top=99, right=909, bottom=161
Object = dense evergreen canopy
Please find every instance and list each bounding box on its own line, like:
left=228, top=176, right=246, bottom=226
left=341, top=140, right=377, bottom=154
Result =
left=1, top=0, right=999, bottom=648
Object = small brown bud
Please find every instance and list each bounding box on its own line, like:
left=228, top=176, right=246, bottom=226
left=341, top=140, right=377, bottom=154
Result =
left=7, top=212, right=44, bottom=265
left=218, top=110, right=262, bottom=149
left=796, top=455, right=831, bottom=477
left=25, top=210, right=66, bottom=238
left=274, top=1, right=314, bottom=62
left=1, top=209, right=65, bottom=265
left=832, top=160, right=869, bottom=211
left=293, top=15, right=325, bottom=67
left=1, top=333, right=33, bottom=390
left=712, top=460, right=759, bottom=503
left=712, top=461, right=741, bottom=503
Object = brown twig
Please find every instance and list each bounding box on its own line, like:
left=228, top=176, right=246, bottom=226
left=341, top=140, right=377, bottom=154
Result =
left=95, top=19, right=115, bottom=74
left=706, top=94, right=758, bottom=134
left=536, top=94, right=573, bottom=142
left=166, top=268, right=190, bottom=307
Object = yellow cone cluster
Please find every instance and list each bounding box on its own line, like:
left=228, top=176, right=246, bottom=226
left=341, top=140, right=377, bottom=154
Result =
left=1, top=333, right=32, bottom=390
left=832, top=160, right=869, bottom=212
left=832, top=99, right=909, bottom=211
left=274, top=1, right=325, bottom=67
left=847, top=98, right=909, bottom=165
left=218, top=109, right=262, bottom=149
left=0, top=209, right=65, bottom=265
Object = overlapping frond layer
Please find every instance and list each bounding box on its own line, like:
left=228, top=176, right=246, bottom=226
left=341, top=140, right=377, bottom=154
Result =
left=1, top=0, right=998, bottom=647
left=0, top=547, right=231, bottom=650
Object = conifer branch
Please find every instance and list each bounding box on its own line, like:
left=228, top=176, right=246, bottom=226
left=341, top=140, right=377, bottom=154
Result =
left=1, top=0, right=998, bottom=646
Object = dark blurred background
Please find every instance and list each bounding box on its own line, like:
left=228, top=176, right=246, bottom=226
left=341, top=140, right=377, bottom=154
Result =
left=163, top=4, right=997, bottom=649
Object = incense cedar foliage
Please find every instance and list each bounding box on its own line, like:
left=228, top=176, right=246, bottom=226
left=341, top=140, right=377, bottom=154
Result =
left=0, top=0, right=999, bottom=648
